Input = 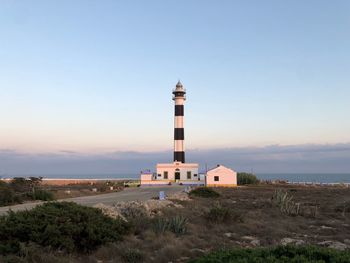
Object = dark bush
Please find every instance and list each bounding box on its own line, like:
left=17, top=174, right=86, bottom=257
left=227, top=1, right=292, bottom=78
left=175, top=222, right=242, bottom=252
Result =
left=237, top=173, right=259, bottom=185
left=1, top=177, right=52, bottom=207
left=31, top=189, right=55, bottom=201
left=0, top=202, right=130, bottom=255
left=152, top=216, right=188, bottom=235
left=0, top=182, right=21, bottom=206
left=189, top=245, right=350, bottom=263
left=205, top=206, right=232, bottom=223
left=189, top=187, right=220, bottom=198
left=121, top=248, right=144, bottom=263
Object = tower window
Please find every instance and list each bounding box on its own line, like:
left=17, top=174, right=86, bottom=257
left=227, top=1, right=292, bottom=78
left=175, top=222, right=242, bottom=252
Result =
left=214, top=176, right=219, bottom=182
left=164, top=171, right=168, bottom=179
left=187, top=171, right=191, bottom=179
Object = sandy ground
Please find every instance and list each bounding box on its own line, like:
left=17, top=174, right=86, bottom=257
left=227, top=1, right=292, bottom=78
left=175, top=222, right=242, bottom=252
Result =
left=0, top=185, right=183, bottom=215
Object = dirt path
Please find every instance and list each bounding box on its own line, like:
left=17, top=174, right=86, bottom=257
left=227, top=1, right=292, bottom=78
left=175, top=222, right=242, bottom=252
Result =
left=0, top=185, right=183, bottom=215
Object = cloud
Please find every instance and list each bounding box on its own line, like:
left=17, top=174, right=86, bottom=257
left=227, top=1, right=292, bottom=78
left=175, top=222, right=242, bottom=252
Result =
left=0, top=143, right=349, bottom=177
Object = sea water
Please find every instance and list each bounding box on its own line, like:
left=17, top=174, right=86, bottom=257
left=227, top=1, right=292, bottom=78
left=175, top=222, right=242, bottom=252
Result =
left=257, top=173, right=350, bottom=183
left=3, top=173, right=350, bottom=183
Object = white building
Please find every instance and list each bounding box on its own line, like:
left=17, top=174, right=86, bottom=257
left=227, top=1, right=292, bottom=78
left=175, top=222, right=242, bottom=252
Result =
left=206, top=165, right=237, bottom=187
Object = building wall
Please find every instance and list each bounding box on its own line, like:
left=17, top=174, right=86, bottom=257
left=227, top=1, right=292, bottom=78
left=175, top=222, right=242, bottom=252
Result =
left=156, top=162, right=200, bottom=181
left=206, top=165, right=237, bottom=187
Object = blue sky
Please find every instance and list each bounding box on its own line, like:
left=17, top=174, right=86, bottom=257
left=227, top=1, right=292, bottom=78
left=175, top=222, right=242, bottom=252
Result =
left=0, top=1, right=349, bottom=174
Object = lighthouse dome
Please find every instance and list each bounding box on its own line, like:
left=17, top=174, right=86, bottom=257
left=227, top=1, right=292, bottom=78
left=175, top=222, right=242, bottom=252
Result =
left=176, top=81, right=183, bottom=88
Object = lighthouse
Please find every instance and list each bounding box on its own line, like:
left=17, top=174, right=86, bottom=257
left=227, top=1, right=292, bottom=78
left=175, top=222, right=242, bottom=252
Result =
left=173, top=81, right=186, bottom=163
left=140, top=81, right=201, bottom=185
left=139, top=80, right=237, bottom=187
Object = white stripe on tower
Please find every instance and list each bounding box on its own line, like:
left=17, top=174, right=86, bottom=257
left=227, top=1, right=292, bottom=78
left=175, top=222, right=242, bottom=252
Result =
left=172, top=81, right=186, bottom=163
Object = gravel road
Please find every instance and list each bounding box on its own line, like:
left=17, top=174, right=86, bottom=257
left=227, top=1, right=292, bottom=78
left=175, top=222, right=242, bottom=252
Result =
left=0, top=185, right=183, bottom=215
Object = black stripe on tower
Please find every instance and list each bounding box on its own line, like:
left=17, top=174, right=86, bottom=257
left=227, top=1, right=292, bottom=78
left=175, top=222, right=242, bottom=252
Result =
left=175, top=105, right=184, bottom=116
left=173, top=91, right=185, bottom=97
left=174, top=151, right=185, bottom=163
left=174, top=128, right=184, bottom=140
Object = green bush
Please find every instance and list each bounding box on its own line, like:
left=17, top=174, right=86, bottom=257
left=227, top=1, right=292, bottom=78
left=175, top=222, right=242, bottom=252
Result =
left=0, top=183, right=21, bottom=206
left=189, top=187, right=220, bottom=198
left=0, top=202, right=130, bottom=255
left=190, top=245, right=350, bottom=263
left=31, top=189, right=55, bottom=201
left=121, top=248, right=144, bottom=263
left=205, top=206, right=232, bottom=223
left=273, top=189, right=301, bottom=216
left=0, top=177, right=53, bottom=207
left=152, top=216, right=188, bottom=235
left=237, top=173, right=259, bottom=185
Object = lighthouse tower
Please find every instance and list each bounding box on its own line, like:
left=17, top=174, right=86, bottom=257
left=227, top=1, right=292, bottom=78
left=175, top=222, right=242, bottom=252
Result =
left=141, top=81, right=200, bottom=185
left=173, top=81, right=186, bottom=163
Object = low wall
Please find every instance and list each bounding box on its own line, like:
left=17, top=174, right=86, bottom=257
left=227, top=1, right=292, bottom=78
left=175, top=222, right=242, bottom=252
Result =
left=207, top=184, right=237, bottom=187
left=0, top=178, right=132, bottom=186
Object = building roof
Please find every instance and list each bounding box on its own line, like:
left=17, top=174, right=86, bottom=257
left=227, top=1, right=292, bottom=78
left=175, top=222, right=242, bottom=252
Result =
left=207, top=164, right=236, bottom=174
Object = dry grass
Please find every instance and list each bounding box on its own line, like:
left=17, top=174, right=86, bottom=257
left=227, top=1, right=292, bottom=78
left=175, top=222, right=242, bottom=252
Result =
left=4, top=184, right=350, bottom=263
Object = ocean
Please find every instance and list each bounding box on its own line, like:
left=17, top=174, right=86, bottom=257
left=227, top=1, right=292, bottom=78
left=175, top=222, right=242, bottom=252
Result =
left=3, top=173, right=350, bottom=183
left=256, top=173, right=350, bottom=183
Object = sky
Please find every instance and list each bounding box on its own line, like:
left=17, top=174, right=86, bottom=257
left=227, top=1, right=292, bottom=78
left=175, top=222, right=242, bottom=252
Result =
left=0, top=1, right=350, bottom=175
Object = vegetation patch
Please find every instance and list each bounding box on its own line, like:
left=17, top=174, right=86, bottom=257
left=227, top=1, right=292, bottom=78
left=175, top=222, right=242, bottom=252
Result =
left=237, top=173, right=259, bottom=185
left=121, top=248, right=144, bottom=263
left=205, top=206, right=232, bottom=223
left=0, top=202, right=130, bottom=255
left=189, top=245, right=350, bottom=263
left=273, top=189, right=319, bottom=217
left=189, top=187, right=220, bottom=198
left=0, top=177, right=55, bottom=206
left=153, top=216, right=188, bottom=235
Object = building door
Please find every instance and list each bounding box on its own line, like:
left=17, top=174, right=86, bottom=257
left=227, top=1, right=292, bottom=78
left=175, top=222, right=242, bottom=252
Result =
left=175, top=172, right=180, bottom=181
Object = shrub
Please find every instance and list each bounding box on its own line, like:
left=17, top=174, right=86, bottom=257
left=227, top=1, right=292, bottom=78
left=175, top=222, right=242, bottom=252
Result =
left=0, top=202, right=130, bottom=255
left=153, top=217, right=169, bottom=234
left=273, top=189, right=301, bottom=216
left=168, top=216, right=188, bottom=235
left=32, top=189, right=55, bottom=201
left=0, top=177, right=50, bottom=206
left=189, top=245, right=350, bottom=263
left=237, top=173, right=259, bottom=185
left=189, top=187, right=220, bottom=198
left=0, top=183, right=20, bottom=206
left=121, top=248, right=144, bottom=263
left=152, top=216, right=188, bottom=235
left=118, top=202, right=149, bottom=235
left=205, top=206, right=231, bottom=223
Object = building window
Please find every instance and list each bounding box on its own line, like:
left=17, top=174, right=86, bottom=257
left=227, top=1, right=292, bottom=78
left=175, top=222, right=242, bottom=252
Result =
left=158, top=174, right=161, bottom=177
left=214, top=176, right=219, bottom=182
left=187, top=171, right=191, bottom=179
left=164, top=171, right=168, bottom=179
left=194, top=174, right=198, bottom=177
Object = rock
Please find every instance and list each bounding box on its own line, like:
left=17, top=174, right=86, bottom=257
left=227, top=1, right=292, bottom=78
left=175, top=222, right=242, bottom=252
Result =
left=113, top=199, right=177, bottom=217
left=168, top=192, right=190, bottom=201
left=318, top=241, right=348, bottom=251
left=250, top=239, right=260, bottom=246
left=177, top=256, right=190, bottom=262
left=344, top=239, right=350, bottom=245
left=190, top=248, right=206, bottom=255
left=224, top=233, right=233, bottom=238
left=241, top=236, right=256, bottom=241
left=280, top=238, right=305, bottom=246
left=144, top=199, right=174, bottom=214
left=93, top=203, right=126, bottom=221
left=320, top=225, right=335, bottom=230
